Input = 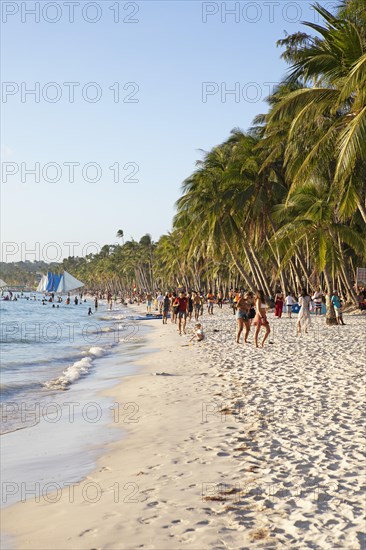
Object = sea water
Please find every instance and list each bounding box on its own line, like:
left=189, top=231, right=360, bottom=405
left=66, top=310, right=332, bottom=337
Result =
left=0, top=295, right=146, bottom=507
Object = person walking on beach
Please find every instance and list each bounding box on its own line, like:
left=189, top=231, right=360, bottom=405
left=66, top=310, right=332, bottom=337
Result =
left=172, top=293, right=179, bottom=324
left=232, top=292, right=239, bottom=315
left=331, top=290, right=346, bottom=325
left=162, top=292, right=170, bottom=324
left=285, top=292, right=294, bottom=318
left=94, top=296, right=98, bottom=310
left=177, top=291, right=188, bottom=335
left=207, top=290, right=214, bottom=315
left=88, top=307, right=93, bottom=315
left=217, top=290, right=223, bottom=309
left=236, top=293, right=251, bottom=344
left=297, top=288, right=311, bottom=335
left=146, top=292, right=153, bottom=313
left=253, top=290, right=270, bottom=348
left=157, top=292, right=164, bottom=314
left=274, top=290, right=284, bottom=318
left=199, top=293, right=205, bottom=316
left=193, top=292, right=201, bottom=321
left=246, top=291, right=255, bottom=324
left=187, top=292, right=193, bottom=321
left=312, top=287, right=323, bottom=315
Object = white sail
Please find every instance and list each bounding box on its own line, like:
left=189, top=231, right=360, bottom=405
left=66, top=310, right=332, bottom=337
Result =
left=56, top=271, right=84, bottom=293
left=36, top=275, right=47, bottom=292
left=0, top=278, right=9, bottom=288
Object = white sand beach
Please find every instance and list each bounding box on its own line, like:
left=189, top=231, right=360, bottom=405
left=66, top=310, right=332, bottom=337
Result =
left=2, top=307, right=366, bottom=549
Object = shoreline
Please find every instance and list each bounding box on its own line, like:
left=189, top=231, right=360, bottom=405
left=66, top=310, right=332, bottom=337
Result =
left=0, top=315, right=150, bottom=510
left=2, top=308, right=366, bottom=549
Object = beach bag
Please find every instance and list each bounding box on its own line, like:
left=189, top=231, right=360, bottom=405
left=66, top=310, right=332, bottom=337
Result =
left=249, top=307, right=255, bottom=319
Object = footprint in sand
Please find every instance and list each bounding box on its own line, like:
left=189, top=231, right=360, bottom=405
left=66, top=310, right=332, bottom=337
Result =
left=78, top=528, right=97, bottom=537
left=138, top=515, right=158, bottom=524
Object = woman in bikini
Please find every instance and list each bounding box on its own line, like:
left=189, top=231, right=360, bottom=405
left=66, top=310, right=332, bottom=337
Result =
left=253, top=289, right=271, bottom=348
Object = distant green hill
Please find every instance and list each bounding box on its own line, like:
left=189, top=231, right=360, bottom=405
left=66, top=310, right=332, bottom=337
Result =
left=0, top=261, right=61, bottom=289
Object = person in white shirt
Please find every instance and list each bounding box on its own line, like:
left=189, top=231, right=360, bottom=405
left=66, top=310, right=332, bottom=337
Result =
left=285, top=293, right=294, bottom=318
left=190, top=323, right=204, bottom=341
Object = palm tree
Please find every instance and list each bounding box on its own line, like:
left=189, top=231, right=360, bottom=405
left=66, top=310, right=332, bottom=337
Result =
left=267, top=2, right=366, bottom=222
left=116, top=229, right=124, bottom=244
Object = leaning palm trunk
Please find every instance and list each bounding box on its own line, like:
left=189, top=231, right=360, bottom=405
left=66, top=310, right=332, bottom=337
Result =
left=336, top=237, right=358, bottom=305
left=243, top=243, right=262, bottom=290
left=249, top=243, right=272, bottom=295
left=357, top=200, right=366, bottom=225
left=295, top=251, right=314, bottom=292
left=221, top=230, right=256, bottom=290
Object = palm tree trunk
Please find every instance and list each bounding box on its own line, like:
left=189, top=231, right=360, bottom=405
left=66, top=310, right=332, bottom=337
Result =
left=249, top=243, right=271, bottom=295
left=324, top=267, right=337, bottom=325
left=295, top=251, right=314, bottom=292
left=336, top=237, right=358, bottom=305
left=221, top=231, right=256, bottom=290
left=243, top=244, right=262, bottom=290
left=357, top=200, right=366, bottom=225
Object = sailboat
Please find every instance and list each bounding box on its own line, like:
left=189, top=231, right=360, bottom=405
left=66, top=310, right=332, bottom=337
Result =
left=0, top=279, right=9, bottom=289
left=36, top=271, right=84, bottom=294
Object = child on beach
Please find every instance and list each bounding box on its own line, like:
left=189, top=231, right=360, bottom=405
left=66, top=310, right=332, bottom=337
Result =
left=190, top=323, right=204, bottom=341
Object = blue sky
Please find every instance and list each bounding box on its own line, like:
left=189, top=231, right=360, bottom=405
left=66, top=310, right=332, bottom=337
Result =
left=1, top=0, right=334, bottom=262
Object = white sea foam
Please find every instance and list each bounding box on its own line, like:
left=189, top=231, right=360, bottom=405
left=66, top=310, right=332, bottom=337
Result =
left=44, top=345, right=109, bottom=389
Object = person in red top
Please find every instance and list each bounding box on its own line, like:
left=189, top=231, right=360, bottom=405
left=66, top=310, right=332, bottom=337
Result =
left=177, top=291, right=188, bottom=335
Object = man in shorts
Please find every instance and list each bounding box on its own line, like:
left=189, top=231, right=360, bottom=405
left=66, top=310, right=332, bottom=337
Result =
left=146, top=292, right=152, bottom=313
left=193, top=292, right=201, bottom=321
left=177, top=291, right=188, bottom=335
left=312, top=287, right=323, bottom=315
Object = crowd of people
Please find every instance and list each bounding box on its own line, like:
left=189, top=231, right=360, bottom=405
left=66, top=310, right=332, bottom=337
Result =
left=123, top=285, right=360, bottom=348
left=10, top=283, right=365, bottom=337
